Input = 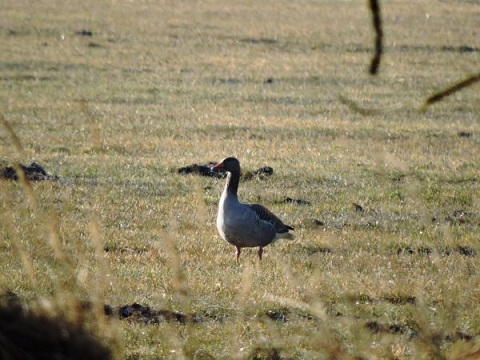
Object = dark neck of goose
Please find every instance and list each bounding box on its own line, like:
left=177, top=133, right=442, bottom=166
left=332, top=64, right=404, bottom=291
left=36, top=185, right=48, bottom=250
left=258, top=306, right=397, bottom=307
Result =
left=225, top=170, right=240, bottom=196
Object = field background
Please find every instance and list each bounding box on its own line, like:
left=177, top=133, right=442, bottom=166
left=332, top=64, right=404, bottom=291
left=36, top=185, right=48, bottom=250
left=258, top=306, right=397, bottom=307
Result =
left=1, top=0, right=479, bottom=359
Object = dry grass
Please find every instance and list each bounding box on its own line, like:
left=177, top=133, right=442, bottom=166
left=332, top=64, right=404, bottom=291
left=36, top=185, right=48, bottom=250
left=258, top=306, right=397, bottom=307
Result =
left=1, top=0, right=479, bottom=358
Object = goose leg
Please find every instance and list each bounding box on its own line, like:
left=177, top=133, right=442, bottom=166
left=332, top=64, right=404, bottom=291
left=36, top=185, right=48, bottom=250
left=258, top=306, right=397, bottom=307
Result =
left=258, top=247, right=263, bottom=260
left=236, top=247, right=241, bottom=263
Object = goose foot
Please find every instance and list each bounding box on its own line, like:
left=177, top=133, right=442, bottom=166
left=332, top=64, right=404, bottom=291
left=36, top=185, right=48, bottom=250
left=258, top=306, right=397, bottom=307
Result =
left=258, top=247, right=263, bottom=260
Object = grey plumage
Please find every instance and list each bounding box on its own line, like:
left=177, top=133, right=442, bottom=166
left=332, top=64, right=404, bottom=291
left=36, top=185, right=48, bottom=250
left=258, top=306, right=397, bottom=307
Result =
left=213, top=157, right=295, bottom=262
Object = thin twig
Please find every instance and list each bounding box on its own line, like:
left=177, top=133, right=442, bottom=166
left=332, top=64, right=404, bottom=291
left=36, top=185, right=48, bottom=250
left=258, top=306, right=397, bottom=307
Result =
left=0, top=111, right=24, bottom=154
left=421, top=72, right=480, bottom=110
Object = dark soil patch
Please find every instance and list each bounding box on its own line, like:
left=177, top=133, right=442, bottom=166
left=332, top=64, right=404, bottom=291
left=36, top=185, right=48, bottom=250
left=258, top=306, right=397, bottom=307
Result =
left=458, top=131, right=473, bottom=138
left=397, top=246, right=432, bottom=255
left=282, top=197, right=311, bottom=205
left=1, top=162, right=58, bottom=181
left=200, top=309, right=232, bottom=323
left=365, top=320, right=473, bottom=342
left=382, top=294, right=416, bottom=305
left=344, top=293, right=416, bottom=306
left=440, top=45, right=479, bottom=53
left=76, top=29, right=93, bottom=36
left=352, top=202, right=365, bottom=212
left=0, top=74, right=54, bottom=81
left=303, top=245, right=332, bottom=256
left=178, top=161, right=221, bottom=177
left=445, top=209, right=476, bottom=225
left=365, top=320, right=418, bottom=338
left=248, top=346, right=282, bottom=360
left=439, top=245, right=476, bottom=257
left=395, top=44, right=480, bottom=54
left=444, top=331, right=474, bottom=342
left=265, top=308, right=290, bottom=322
left=346, top=294, right=375, bottom=304
left=178, top=161, right=274, bottom=180
left=239, top=37, right=278, bottom=45
left=397, top=245, right=475, bottom=257
left=105, top=303, right=315, bottom=326
left=311, top=218, right=326, bottom=227
left=456, top=245, right=476, bottom=257
left=103, top=245, right=150, bottom=255
left=104, top=303, right=201, bottom=324
left=210, top=77, right=242, bottom=85
left=242, top=166, right=274, bottom=180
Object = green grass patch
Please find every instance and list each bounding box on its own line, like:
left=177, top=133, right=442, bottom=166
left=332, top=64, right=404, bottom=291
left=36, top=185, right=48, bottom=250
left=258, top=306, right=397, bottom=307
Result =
left=1, top=0, right=479, bottom=358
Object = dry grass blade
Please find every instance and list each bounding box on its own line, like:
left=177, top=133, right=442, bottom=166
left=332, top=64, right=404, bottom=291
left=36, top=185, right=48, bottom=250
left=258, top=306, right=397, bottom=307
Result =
left=14, top=164, right=40, bottom=212
left=78, top=99, right=103, bottom=150
left=158, top=227, right=190, bottom=302
left=0, top=0, right=478, bottom=358
left=339, top=95, right=410, bottom=115
left=266, top=295, right=327, bottom=322
left=46, top=209, right=66, bottom=261
left=422, top=72, right=480, bottom=110
left=0, top=111, right=24, bottom=155
left=87, top=216, right=107, bottom=303
left=339, top=95, right=382, bottom=115
left=368, top=0, right=383, bottom=75
left=237, top=264, right=253, bottom=308
left=0, top=183, right=36, bottom=285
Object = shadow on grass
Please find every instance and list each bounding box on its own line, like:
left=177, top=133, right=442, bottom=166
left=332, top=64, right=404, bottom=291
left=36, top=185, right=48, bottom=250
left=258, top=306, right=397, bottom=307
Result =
left=0, top=292, right=112, bottom=360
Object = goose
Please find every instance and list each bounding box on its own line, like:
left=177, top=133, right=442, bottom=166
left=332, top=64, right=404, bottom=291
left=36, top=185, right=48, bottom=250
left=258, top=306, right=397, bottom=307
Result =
left=212, top=157, right=295, bottom=262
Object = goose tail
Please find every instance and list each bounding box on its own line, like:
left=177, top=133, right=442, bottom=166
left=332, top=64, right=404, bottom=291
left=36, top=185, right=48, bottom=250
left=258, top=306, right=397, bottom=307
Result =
left=273, top=230, right=295, bottom=242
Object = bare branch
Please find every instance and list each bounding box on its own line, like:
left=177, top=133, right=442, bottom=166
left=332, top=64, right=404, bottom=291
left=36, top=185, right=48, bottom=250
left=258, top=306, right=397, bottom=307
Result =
left=368, top=0, right=383, bottom=75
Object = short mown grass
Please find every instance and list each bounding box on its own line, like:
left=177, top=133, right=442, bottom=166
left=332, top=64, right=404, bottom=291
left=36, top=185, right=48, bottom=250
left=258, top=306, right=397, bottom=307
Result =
left=1, top=0, right=479, bottom=359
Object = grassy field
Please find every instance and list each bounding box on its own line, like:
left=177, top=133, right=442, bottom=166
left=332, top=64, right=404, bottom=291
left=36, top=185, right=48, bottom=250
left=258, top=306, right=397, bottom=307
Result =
left=1, top=0, right=479, bottom=358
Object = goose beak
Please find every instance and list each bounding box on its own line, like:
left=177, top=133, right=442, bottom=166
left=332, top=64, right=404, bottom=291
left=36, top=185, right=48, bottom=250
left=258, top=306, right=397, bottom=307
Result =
left=211, top=162, right=224, bottom=171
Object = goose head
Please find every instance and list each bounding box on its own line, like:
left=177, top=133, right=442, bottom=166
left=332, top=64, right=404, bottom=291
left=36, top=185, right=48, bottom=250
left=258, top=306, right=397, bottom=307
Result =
left=212, top=157, right=240, bottom=174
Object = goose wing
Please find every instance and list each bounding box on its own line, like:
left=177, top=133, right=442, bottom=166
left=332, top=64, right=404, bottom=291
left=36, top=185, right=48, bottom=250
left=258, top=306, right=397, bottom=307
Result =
left=246, top=203, right=294, bottom=233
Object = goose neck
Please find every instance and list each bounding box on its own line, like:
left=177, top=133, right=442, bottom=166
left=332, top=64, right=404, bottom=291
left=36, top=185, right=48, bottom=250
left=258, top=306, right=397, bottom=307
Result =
left=225, top=171, right=240, bottom=195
